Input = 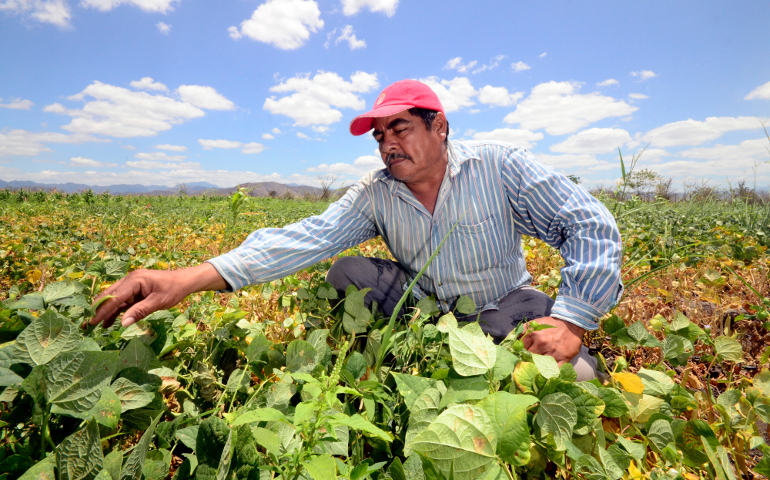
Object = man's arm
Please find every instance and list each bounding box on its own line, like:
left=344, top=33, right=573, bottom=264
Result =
left=89, top=180, right=379, bottom=328
left=88, top=263, right=227, bottom=328
left=499, top=146, right=623, bottom=362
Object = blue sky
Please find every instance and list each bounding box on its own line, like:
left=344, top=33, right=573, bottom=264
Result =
left=1, top=0, right=769, bottom=189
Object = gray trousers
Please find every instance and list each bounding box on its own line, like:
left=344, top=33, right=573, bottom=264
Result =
left=326, top=256, right=599, bottom=381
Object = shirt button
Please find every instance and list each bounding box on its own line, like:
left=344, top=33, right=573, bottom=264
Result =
left=438, top=282, right=443, bottom=287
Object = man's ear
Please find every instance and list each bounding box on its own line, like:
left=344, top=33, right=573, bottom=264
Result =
left=433, top=112, right=447, bottom=138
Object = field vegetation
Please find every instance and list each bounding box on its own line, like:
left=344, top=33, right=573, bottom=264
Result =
left=1, top=169, right=770, bottom=480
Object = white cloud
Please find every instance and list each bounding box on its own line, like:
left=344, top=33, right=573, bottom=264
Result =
left=471, top=128, right=544, bottom=149
left=330, top=25, right=366, bottom=50
left=640, top=116, right=764, bottom=147
left=628, top=93, right=649, bottom=100
left=0, top=129, right=99, bottom=157
left=444, top=57, right=478, bottom=74
left=418, top=76, right=477, bottom=113
left=297, top=132, right=311, bottom=139
left=341, top=0, right=398, bottom=16
left=80, top=0, right=179, bottom=13
left=198, top=138, right=265, bottom=154
left=0, top=0, right=71, bottom=26
left=237, top=0, right=323, bottom=50
left=539, top=52, right=547, bottom=59
left=121, top=145, right=136, bottom=150
left=135, top=151, right=186, bottom=162
left=312, top=125, right=329, bottom=133
left=307, top=154, right=383, bottom=177
left=228, top=26, right=243, bottom=40
left=0, top=98, right=34, bottom=110
left=126, top=160, right=201, bottom=169
left=154, top=143, right=186, bottom=151
left=511, top=61, right=531, bottom=72
left=550, top=128, right=632, bottom=154
left=45, top=81, right=207, bottom=138
left=177, top=85, right=235, bottom=110
left=70, top=156, right=117, bottom=168
left=272, top=127, right=282, bottom=134
left=445, top=55, right=505, bottom=75
left=262, top=133, right=275, bottom=140
left=503, top=81, right=638, bottom=136
left=477, top=86, right=523, bottom=107
left=263, top=70, right=378, bottom=127
left=745, top=81, right=770, bottom=100
left=630, top=70, right=658, bottom=81
left=679, top=138, right=769, bottom=162
left=130, top=77, right=168, bottom=92
left=650, top=139, right=770, bottom=181
left=596, top=79, right=619, bottom=87
left=156, top=21, right=171, bottom=34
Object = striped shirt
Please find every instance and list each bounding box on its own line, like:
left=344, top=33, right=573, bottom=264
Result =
left=207, top=140, right=623, bottom=331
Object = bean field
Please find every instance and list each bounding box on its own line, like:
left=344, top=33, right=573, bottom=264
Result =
left=1, top=187, right=769, bottom=480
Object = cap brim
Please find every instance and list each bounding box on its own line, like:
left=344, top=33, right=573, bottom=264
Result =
left=349, top=104, right=413, bottom=136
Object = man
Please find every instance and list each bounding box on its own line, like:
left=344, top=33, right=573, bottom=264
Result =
left=89, top=80, right=623, bottom=380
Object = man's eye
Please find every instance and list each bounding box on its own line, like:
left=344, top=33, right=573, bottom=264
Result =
left=395, top=129, right=406, bottom=135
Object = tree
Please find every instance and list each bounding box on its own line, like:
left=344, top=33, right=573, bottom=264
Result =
left=316, top=174, right=340, bottom=201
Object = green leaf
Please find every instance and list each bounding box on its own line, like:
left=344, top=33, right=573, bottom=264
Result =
left=535, top=392, right=577, bottom=451
left=392, top=373, right=439, bottom=410
left=675, top=419, right=718, bottom=467
left=230, top=408, right=287, bottom=426
left=120, top=412, right=163, bottom=480
left=477, top=392, right=537, bottom=466
left=0, top=366, right=23, bottom=387
left=714, top=336, right=743, bottom=363
left=330, top=413, right=392, bottom=442
left=111, top=377, right=155, bottom=413
left=597, top=387, right=629, bottom=418
left=440, top=373, right=489, bottom=409
left=46, top=351, right=119, bottom=412
left=18, top=455, right=55, bottom=480
left=662, top=335, right=694, bottom=367
left=553, top=383, right=605, bottom=429
left=57, top=419, right=103, bottom=480
left=754, top=369, right=770, bottom=397
left=637, top=368, right=676, bottom=397
left=225, top=369, right=250, bottom=394
left=42, top=281, right=76, bottom=306
left=647, top=419, right=674, bottom=452
left=342, top=287, right=372, bottom=334
left=404, top=388, right=442, bottom=456
left=490, top=346, right=516, bottom=382
left=250, top=427, right=281, bottom=458
left=142, top=449, right=171, bottom=480
left=14, top=309, right=81, bottom=365
left=175, top=426, right=198, bottom=451
left=344, top=351, right=367, bottom=381
left=304, top=454, right=336, bottom=480
left=103, top=451, right=122, bottom=480
left=9, top=292, right=45, bottom=311
left=285, top=339, right=318, bottom=374
left=118, top=339, right=161, bottom=373
left=446, top=321, right=496, bottom=377
left=531, top=354, right=560, bottom=379
left=409, top=405, right=497, bottom=480
left=512, top=362, right=539, bottom=395
left=623, top=392, right=665, bottom=423
left=57, top=387, right=121, bottom=429
left=215, top=430, right=233, bottom=480
left=454, top=296, right=476, bottom=315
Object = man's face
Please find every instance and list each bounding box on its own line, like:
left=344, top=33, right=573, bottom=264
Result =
left=371, top=110, right=447, bottom=185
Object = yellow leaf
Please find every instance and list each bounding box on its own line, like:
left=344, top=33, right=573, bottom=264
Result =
left=612, top=372, right=645, bottom=394
left=157, top=261, right=169, bottom=269
left=68, top=271, right=84, bottom=279
left=26, top=269, right=42, bottom=283
left=627, top=460, right=644, bottom=479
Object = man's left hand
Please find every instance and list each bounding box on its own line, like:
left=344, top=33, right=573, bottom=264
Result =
left=522, top=316, right=584, bottom=365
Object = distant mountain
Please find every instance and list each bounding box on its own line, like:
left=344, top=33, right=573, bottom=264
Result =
left=0, top=179, right=325, bottom=197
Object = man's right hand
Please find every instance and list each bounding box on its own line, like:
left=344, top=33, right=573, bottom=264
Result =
left=86, top=262, right=228, bottom=329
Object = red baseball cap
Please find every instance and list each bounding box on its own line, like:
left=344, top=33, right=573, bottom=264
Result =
left=349, top=79, right=445, bottom=136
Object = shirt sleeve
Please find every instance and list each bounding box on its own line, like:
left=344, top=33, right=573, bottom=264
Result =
left=500, top=146, right=623, bottom=331
left=206, top=181, right=378, bottom=291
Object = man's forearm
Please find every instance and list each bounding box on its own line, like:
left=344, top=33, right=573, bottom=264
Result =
left=180, top=262, right=229, bottom=293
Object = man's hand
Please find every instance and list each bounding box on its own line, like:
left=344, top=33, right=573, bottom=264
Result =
left=522, top=316, right=584, bottom=365
left=86, top=263, right=228, bottom=329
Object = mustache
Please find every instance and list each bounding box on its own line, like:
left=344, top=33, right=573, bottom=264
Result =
left=385, top=152, right=412, bottom=166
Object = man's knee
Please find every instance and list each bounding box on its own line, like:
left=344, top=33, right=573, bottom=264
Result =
left=325, top=256, right=361, bottom=292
